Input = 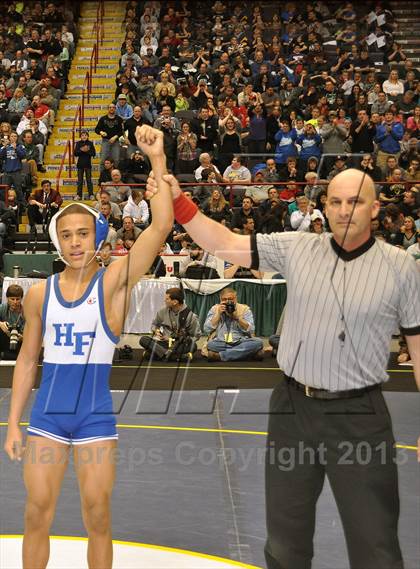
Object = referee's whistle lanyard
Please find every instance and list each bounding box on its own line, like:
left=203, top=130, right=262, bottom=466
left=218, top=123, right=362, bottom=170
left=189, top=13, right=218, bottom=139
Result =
left=338, top=262, right=347, bottom=345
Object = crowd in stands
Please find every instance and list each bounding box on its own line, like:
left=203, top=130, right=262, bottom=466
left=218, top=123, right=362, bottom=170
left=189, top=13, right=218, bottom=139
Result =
left=0, top=1, right=77, bottom=246
left=86, top=0, right=420, bottom=266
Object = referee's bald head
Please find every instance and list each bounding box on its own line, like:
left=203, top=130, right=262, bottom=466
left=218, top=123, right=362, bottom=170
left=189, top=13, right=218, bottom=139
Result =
left=327, top=168, right=376, bottom=202
left=326, top=168, right=380, bottom=249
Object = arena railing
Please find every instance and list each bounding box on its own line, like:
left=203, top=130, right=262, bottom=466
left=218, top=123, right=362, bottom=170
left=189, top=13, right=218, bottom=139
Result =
left=99, top=180, right=414, bottom=206
left=56, top=30, right=101, bottom=191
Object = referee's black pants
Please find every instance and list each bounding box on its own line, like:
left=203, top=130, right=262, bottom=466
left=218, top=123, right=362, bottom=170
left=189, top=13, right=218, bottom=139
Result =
left=265, top=380, right=403, bottom=569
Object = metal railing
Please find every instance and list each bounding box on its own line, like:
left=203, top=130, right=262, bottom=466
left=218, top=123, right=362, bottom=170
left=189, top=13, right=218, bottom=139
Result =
left=56, top=1, right=105, bottom=191
left=98, top=179, right=416, bottom=207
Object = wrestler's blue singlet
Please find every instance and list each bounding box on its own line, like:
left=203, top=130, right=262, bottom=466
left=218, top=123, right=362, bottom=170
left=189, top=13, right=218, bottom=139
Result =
left=28, top=268, right=119, bottom=445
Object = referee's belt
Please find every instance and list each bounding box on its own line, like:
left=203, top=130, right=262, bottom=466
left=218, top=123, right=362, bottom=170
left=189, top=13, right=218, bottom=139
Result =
left=285, top=376, right=380, bottom=400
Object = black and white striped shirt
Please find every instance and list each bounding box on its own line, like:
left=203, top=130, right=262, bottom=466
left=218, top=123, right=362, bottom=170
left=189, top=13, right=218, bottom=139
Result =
left=251, top=232, right=420, bottom=391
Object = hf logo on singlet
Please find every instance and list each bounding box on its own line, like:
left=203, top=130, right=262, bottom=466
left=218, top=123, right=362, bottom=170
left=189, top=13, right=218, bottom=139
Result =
left=53, top=323, right=96, bottom=356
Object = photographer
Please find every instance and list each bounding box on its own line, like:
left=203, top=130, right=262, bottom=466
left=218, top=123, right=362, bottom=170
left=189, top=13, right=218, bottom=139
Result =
left=203, top=288, right=263, bottom=362
left=0, top=284, right=25, bottom=359
left=139, top=287, right=201, bottom=361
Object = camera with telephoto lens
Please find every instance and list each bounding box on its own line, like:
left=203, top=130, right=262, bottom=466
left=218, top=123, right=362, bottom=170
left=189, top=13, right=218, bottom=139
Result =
left=225, top=300, right=236, bottom=315
left=7, top=324, right=20, bottom=351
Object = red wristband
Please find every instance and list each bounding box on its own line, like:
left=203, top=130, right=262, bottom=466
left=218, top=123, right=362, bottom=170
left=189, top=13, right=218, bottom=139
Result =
left=173, top=192, right=199, bottom=225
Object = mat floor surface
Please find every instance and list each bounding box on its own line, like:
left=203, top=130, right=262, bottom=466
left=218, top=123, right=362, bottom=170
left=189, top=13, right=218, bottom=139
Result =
left=0, top=352, right=416, bottom=392
left=0, top=389, right=419, bottom=569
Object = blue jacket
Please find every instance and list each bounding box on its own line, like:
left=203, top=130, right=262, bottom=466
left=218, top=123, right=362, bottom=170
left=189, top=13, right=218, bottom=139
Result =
left=374, top=121, right=404, bottom=154
left=0, top=143, right=26, bottom=172
left=274, top=128, right=298, bottom=164
left=296, top=133, right=322, bottom=161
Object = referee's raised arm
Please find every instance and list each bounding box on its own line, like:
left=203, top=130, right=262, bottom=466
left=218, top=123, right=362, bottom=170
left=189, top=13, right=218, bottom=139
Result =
left=146, top=172, right=255, bottom=267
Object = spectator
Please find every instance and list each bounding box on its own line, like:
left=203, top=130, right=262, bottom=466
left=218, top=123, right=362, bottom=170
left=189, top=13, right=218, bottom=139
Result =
left=379, top=168, right=406, bottom=204
left=176, top=122, right=198, bottom=174
left=382, top=69, right=405, bottom=101
left=122, top=189, right=149, bottom=228
left=296, top=122, right=322, bottom=170
left=194, top=152, right=221, bottom=181
left=327, top=155, right=348, bottom=180
left=399, top=189, right=418, bottom=217
left=371, top=91, right=392, bottom=115
left=99, top=202, right=120, bottom=246
left=203, top=288, right=263, bottom=362
left=290, top=195, right=325, bottom=232
left=184, top=242, right=219, bottom=276
left=93, top=189, right=122, bottom=219
left=223, top=156, right=252, bottom=204
left=231, top=196, right=261, bottom=233
left=103, top=169, right=128, bottom=204
left=0, top=284, right=25, bottom=360
left=122, top=149, right=151, bottom=183
left=115, top=216, right=142, bottom=250
left=309, top=211, right=326, bottom=234
left=94, top=103, right=124, bottom=166
left=375, top=110, right=404, bottom=174
left=245, top=171, right=273, bottom=205
left=303, top=172, right=325, bottom=202
left=357, top=153, right=383, bottom=182
left=260, top=158, right=280, bottom=183
left=20, top=130, right=40, bottom=185
left=124, top=105, right=151, bottom=155
left=73, top=130, right=96, bottom=200
left=98, top=158, right=115, bottom=186
left=27, top=179, right=62, bottom=232
left=274, top=120, right=298, bottom=169
left=406, top=231, right=420, bottom=261
left=139, top=287, right=201, bottom=362
left=191, top=107, right=219, bottom=154
left=393, top=216, right=418, bottom=249
left=7, top=88, right=29, bottom=126
left=203, top=188, right=232, bottom=224
left=153, top=105, right=180, bottom=171
left=115, top=93, right=134, bottom=121
left=350, top=109, right=376, bottom=153
left=0, top=132, right=26, bottom=203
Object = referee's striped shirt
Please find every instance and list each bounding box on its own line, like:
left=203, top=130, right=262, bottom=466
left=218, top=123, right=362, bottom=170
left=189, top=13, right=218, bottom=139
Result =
left=251, top=232, right=420, bottom=392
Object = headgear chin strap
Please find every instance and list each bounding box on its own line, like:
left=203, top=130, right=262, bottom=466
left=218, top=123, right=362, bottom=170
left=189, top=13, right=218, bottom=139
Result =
left=48, top=203, right=109, bottom=267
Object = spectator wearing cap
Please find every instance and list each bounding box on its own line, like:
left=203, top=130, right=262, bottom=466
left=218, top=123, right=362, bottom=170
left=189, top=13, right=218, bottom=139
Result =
left=115, top=94, right=134, bottom=121
left=374, top=110, right=405, bottom=174
left=309, top=211, right=326, bottom=234
left=327, top=155, right=348, bottom=180
left=245, top=171, right=273, bottom=205
left=290, top=195, right=325, bottom=232
left=274, top=121, right=298, bottom=169
left=94, top=103, right=124, bottom=166
left=73, top=130, right=96, bottom=200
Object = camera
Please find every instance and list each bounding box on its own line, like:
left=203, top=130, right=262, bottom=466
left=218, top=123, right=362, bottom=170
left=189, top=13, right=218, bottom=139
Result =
left=7, top=324, right=20, bottom=351
left=225, top=300, right=236, bottom=315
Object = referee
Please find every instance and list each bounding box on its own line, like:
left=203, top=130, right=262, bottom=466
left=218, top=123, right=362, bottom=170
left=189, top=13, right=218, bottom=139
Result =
left=146, top=167, right=420, bottom=568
